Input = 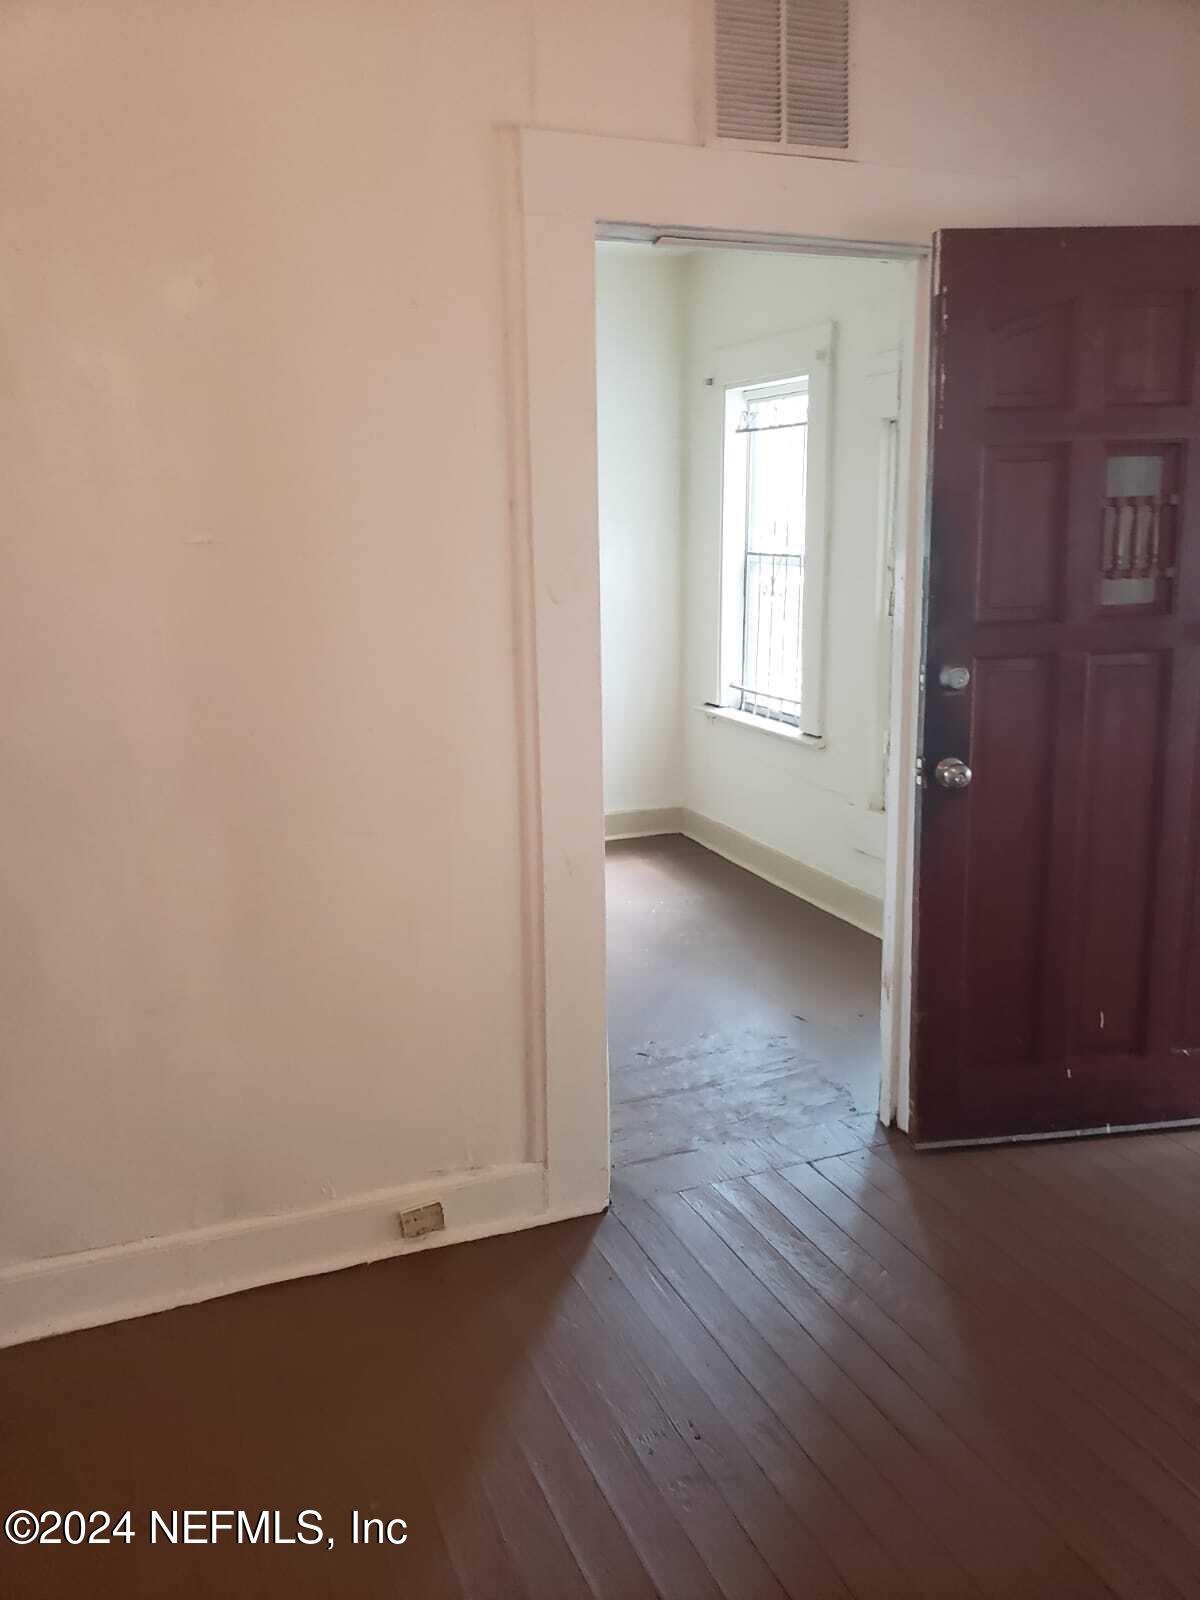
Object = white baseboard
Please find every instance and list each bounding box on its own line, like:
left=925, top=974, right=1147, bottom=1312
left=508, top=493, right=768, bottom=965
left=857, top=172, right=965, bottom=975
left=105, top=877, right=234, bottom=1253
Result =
left=681, top=808, right=884, bottom=939
left=605, top=806, right=684, bottom=841
left=0, top=1162, right=568, bottom=1349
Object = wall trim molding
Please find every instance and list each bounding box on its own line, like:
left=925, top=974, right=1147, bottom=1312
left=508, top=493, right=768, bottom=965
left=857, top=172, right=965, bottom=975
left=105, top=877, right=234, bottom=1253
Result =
left=0, top=1163, right=552, bottom=1349
left=605, top=806, right=685, bottom=840
left=681, top=808, right=884, bottom=938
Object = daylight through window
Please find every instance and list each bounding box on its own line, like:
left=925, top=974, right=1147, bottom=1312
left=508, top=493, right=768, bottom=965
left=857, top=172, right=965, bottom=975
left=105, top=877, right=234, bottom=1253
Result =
left=726, top=378, right=810, bottom=727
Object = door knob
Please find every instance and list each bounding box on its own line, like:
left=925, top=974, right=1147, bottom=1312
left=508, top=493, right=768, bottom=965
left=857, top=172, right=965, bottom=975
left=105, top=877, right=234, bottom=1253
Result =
left=934, top=757, right=972, bottom=790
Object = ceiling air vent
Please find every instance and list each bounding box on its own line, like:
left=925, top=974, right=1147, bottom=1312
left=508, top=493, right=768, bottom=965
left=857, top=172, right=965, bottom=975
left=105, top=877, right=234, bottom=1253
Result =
left=714, top=0, right=850, bottom=153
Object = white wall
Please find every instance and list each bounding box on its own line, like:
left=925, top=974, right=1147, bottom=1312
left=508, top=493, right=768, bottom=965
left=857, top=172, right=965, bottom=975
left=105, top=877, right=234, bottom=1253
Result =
left=3, top=0, right=1200, bottom=1340
left=597, top=243, right=909, bottom=913
left=684, top=251, right=914, bottom=904
left=596, top=245, right=686, bottom=816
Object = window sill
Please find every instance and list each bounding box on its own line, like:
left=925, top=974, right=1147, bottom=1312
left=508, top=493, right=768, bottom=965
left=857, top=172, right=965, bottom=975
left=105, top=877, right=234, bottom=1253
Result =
left=699, top=704, right=826, bottom=749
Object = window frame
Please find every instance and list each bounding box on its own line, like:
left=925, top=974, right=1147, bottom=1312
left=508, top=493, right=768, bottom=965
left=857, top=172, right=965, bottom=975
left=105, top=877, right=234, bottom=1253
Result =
left=729, top=374, right=811, bottom=729
left=711, top=322, right=835, bottom=740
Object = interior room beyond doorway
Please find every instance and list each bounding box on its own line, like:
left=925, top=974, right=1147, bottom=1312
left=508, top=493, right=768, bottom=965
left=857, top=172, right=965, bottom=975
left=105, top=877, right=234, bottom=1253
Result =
left=597, top=236, right=917, bottom=1189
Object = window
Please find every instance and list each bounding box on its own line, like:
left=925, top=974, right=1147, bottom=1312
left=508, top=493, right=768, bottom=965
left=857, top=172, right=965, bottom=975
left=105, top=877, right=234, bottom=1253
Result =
left=1099, top=445, right=1179, bottom=610
left=714, top=325, right=833, bottom=738
left=726, top=380, right=810, bottom=725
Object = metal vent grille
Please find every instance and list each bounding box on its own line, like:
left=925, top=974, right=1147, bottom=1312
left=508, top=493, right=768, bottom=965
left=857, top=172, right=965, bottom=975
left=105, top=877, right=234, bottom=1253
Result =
left=786, top=0, right=849, bottom=147
left=714, top=0, right=849, bottom=151
left=714, top=0, right=782, bottom=144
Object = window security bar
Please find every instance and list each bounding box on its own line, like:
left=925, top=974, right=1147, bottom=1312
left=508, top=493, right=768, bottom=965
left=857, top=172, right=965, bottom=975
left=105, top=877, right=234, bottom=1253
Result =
left=730, top=683, right=803, bottom=707
left=735, top=417, right=809, bottom=435
left=740, top=546, right=804, bottom=726
left=731, top=686, right=805, bottom=729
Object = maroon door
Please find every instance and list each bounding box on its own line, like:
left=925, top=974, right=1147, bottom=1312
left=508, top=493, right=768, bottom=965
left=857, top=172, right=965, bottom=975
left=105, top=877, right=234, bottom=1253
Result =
left=914, top=227, right=1200, bottom=1145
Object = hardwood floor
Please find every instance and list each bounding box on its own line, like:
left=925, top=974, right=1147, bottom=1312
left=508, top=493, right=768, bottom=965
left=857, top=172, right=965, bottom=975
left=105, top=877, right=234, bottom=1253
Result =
left=606, top=835, right=883, bottom=1200
left=5, top=1130, right=1200, bottom=1597
left=5, top=849, right=1198, bottom=1596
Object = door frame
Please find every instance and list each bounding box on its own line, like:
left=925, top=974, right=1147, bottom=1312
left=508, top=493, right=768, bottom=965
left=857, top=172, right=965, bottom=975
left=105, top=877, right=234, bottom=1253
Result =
left=515, top=127, right=1190, bottom=1219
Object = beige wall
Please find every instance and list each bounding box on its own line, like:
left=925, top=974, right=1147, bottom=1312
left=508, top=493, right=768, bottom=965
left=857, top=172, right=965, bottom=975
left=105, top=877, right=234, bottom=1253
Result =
left=3, top=0, right=1199, bottom=1316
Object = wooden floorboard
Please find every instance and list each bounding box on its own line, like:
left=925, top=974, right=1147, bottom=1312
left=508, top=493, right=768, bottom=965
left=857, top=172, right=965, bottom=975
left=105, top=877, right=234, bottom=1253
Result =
left=4, top=1131, right=1200, bottom=1596
left=683, top=1180, right=1106, bottom=1600
left=593, top=1214, right=905, bottom=1599
left=998, top=1140, right=1200, bottom=1318
left=646, top=1189, right=1036, bottom=1600
left=854, top=1143, right=1200, bottom=1411
left=605, top=837, right=881, bottom=1192
left=796, top=1150, right=1200, bottom=1597
left=719, top=1170, right=1152, bottom=1599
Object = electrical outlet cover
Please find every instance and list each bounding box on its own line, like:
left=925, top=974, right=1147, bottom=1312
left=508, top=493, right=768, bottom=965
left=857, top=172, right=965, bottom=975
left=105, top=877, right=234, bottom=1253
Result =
left=398, top=1201, right=445, bottom=1241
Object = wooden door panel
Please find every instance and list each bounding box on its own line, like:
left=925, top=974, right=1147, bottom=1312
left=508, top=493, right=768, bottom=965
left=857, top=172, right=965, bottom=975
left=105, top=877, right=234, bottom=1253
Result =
left=1073, top=651, right=1167, bottom=1058
left=985, top=303, right=1073, bottom=409
left=974, top=446, right=1067, bottom=622
left=1178, top=813, right=1200, bottom=1050
left=961, top=655, right=1054, bottom=1070
left=915, top=227, right=1200, bottom=1143
left=1168, top=659, right=1200, bottom=1054
left=1109, top=291, right=1192, bottom=406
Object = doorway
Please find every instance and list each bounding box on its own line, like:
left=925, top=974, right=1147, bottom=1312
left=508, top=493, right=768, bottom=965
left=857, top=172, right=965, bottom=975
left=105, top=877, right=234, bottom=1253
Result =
left=518, top=133, right=1200, bottom=1227
left=596, top=237, right=921, bottom=1195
